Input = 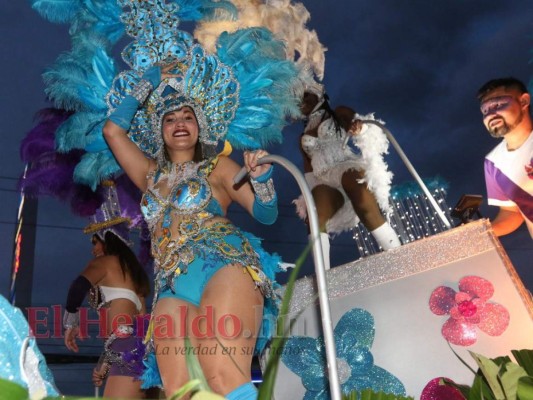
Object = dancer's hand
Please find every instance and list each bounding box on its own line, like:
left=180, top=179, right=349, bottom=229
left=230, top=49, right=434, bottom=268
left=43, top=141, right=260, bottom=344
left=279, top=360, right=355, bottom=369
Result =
left=348, top=119, right=363, bottom=136
left=161, top=62, right=182, bottom=80
left=141, top=62, right=181, bottom=89
left=92, top=362, right=109, bottom=387
left=64, top=326, right=82, bottom=352
left=244, top=149, right=271, bottom=179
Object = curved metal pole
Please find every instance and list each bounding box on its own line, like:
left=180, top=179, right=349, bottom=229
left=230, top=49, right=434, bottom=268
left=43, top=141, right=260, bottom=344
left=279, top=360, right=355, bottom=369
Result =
left=354, top=120, right=452, bottom=229
left=234, top=155, right=342, bottom=400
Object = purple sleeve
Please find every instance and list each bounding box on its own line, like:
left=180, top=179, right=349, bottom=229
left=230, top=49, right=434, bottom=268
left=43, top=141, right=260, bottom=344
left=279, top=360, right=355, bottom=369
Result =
left=484, top=158, right=508, bottom=202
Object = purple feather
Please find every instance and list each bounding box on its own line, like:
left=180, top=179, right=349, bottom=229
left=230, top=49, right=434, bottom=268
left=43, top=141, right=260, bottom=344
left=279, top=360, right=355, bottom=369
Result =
left=20, top=108, right=72, bottom=162
left=115, top=174, right=143, bottom=228
left=70, top=184, right=102, bottom=217
left=19, top=108, right=83, bottom=200
left=21, top=155, right=79, bottom=200
left=19, top=108, right=153, bottom=261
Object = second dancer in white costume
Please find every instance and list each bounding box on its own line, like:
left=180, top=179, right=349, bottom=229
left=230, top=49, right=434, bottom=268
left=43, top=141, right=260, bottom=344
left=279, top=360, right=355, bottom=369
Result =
left=294, top=86, right=401, bottom=269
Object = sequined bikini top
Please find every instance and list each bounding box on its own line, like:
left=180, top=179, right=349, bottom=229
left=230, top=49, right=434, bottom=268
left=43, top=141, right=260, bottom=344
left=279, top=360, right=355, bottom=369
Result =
left=141, top=159, right=223, bottom=230
left=301, top=110, right=345, bottom=157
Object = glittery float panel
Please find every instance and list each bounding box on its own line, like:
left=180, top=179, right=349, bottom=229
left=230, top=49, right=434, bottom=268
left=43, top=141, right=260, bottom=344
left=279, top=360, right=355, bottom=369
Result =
left=263, top=220, right=533, bottom=399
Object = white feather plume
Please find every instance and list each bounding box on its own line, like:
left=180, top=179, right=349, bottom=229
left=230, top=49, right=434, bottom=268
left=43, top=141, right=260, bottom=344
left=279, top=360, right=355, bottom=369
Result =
left=194, top=0, right=326, bottom=79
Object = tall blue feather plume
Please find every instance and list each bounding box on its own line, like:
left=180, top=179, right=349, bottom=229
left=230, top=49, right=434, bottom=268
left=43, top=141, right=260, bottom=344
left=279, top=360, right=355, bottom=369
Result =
left=55, top=111, right=105, bottom=151
left=30, top=0, right=82, bottom=23
left=216, top=28, right=300, bottom=149
left=74, top=151, right=121, bottom=190
left=82, top=0, right=124, bottom=44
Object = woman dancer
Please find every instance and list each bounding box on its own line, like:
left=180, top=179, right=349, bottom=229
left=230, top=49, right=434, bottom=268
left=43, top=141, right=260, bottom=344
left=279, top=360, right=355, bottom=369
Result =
left=103, top=61, right=282, bottom=399
left=296, top=86, right=401, bottom=268
left=63, top=182, right=150, bottom=398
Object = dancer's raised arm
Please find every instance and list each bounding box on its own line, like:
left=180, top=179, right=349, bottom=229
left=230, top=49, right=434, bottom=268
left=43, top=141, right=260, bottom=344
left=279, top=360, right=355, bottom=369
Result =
left=103, top=65, right=180, bottom=191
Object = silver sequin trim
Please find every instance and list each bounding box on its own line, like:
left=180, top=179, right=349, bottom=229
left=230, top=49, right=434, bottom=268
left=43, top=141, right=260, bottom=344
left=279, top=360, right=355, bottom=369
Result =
left=131, top=79, right=153, bottom=103
left=63, top=311, right=80, bottom=329
left=251, top=178, right=276, bottom=204
left=282, top=220, right=501, bottom=317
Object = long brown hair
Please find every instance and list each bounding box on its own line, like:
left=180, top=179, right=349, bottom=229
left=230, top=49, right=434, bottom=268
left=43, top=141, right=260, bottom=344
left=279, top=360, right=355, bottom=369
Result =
left=99, top=232, right=150, bottom=297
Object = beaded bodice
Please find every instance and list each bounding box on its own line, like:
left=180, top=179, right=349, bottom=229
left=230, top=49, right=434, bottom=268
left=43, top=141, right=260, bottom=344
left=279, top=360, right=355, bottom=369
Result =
left=141, top=159, right=223, bottom=229
left=301, top=110, right=353, bottom=176
left=141, top=158, right=224, bottom=271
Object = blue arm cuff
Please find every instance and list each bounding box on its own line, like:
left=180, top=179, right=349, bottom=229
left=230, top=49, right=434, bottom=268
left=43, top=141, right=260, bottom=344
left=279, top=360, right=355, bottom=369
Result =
left=107, top=67, right=160, bottom=131
left=252, top=193, right=278, bottom=225
left=252, top=165, right=273, bottom=183
left=108, top=95, right=140, bottom=131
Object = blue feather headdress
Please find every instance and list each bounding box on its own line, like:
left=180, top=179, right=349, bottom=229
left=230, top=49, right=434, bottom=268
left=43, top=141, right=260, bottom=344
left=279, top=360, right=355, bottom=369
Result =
left=106, top=0, right=301, bottom=160
left=31, top=0, right=237, bottom=188
left=32, top=0, right=301, bottom=188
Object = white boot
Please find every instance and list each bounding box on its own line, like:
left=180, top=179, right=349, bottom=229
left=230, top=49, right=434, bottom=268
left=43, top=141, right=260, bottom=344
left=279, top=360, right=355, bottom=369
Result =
left=311, top=232, right=331, bottom=271
left=370, top=223, right=401, bottom=251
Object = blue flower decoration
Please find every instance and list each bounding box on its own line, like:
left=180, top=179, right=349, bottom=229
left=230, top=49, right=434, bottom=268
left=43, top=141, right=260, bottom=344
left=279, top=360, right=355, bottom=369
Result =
left=281, top=308, right=406, bottom=399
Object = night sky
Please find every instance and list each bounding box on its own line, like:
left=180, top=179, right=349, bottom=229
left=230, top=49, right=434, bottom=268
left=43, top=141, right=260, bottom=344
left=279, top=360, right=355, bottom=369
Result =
left=0, top=0, right=531, bottom=353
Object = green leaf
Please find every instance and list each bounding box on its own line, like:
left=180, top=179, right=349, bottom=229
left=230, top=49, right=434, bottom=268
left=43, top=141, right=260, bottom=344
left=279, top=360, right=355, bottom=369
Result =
left=184, top=337, right=210, bottom=392
left=513, top=350, right=533, bottom=377
left=500, top=361, right=527, bottom=400
left=0, top=379, right=28, bottom=400
left=169, top=379, right=203, bottom=400
left=258, top=244, right=310, bottom=399
left=439, top=349, right=533, bottom=400
left=470, top=351, right=505, bottom=399
left=166, top=337, right=215, bottom=400
left=342, top=390, right=358, bottom=400
left=493, top=355, right=513, bottom=368
left=517, top=376, right=533, bottom=400
left=448, top=343, right=478, bottom=375
left=469, top=373, right=496, bottom=400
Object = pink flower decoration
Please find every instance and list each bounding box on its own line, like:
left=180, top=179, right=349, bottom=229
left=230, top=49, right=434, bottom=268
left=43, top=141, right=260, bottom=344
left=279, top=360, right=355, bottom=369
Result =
left=429, top=276, right=510, bottom=346
left=421, top=377, right=464, bottom=400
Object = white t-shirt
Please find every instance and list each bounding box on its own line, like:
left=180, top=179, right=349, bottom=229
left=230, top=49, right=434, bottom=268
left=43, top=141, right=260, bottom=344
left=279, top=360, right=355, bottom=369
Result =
left=484, top=130, right=533, bottom=237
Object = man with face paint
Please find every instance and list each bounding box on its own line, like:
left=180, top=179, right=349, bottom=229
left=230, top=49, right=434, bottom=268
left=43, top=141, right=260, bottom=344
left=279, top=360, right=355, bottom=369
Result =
left=477, top=77, right=533, bottom=237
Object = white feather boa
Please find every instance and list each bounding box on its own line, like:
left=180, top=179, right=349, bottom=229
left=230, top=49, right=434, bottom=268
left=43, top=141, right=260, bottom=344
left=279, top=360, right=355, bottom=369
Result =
left=352, top=113, right=393, bottom=216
